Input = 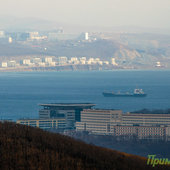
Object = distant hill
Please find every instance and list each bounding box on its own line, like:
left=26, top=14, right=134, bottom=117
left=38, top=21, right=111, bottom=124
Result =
left=0, top=16, right=62, bottom=31
left=1, top=16, right=170, bottom=34
left=0, top=122, right=168, bottom=170
left=1, top=30, right=170, bottom=68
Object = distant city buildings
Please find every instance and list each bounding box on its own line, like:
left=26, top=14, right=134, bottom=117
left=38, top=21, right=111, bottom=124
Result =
left=28, top=32, right=47, bottom=41
left=0, top=55, right=118, bottom=70
left=8, top=37, right=13, bottom=43
left=57, top=56, right=68, bottom=65
left=0, top=31, right=5, bottom=38
left=1, top=62, right=7, bottom=68
left=156, top=61, right=161, bottom=67
left=8, top=60, right=16, bottom=67
left=22, top=59, right=31, bottom=66
left=0, top=30, right=94, bottom=42
left=0, top=29, right=167, bottom=70
left=111, top=58, right=118, bottom=66
left=79, top=57, right=86, bottom=64
left=85, top=32, right=89, bottom=40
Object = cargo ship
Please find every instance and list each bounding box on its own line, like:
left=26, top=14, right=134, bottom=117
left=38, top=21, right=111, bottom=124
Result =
left=103, top=89, right=147, bottom=97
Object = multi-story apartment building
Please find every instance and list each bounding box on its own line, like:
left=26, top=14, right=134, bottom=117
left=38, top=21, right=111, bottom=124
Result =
left=17, top=118, right=66, bottom=130
left=22, top=59, right=31, bottom=66
left=76, top=109, right=170, bottom=139
left=1, top=62, right=8, bottom=68
left=122, top=113, right=170, bottom=126
left=76, top=109, right=122, bottom=134
left=58, top=56, right=68, bottom=65
left=112, top=125, right=167, bottom=140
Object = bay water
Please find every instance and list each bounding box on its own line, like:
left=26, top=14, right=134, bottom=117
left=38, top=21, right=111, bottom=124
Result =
left=0, top=70, right=170, bottom=121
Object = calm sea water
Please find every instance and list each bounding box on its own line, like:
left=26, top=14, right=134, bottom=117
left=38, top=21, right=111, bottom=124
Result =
left=0, top=70, right=170, bottom=121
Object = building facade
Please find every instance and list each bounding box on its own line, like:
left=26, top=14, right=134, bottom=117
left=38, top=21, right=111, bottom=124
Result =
left=39, top=103, right=95, bottom=129
left=76, top=109, right=122, bottom=134
left=17, top=118, right=66, bottom=130
left=76, top=109, right=170, bottom=139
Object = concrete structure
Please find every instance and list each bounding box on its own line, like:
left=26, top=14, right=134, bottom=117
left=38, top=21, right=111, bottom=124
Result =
left=156, top=61, right=161, bottom=67
left=29, top=32, right=47, bottom=41
left=0, top=31, right=5, bottom=38
left=79, top=57, right=86, bottom=64
left=17, top=103, right=170, bottom=140
left=111, top=58, right=118, bottom=66
left=122, top=113, right=170, bottom=127
left=76, top=109, right=170, bottom=139
left=39, top=103, right=95, bottom=129
left=87, top=58, right=95, bottom=65
left=38, top=62, right=46, bottom=67
left=32, top=58, right=42, bottom=65
left=70, top=57, right=79, bottom=65
left=58, top=56, right=68, bottom=65
left=8, top=60, right=16, bottom=67
left=112, top=125, right=167, bottom=140
left=17, top=103, right=95, bottom=130
left=76, top=109, right=122, bottom=134
left=17, top=118, right=66, bottom=130
left=103, top=61, right=109, bottom=65
left=22, top=59, right=31, bottom=66
left=8, top=37, right=13, bottom=43
left=85, top=32, right=89, bottom=40
left=44, top=57, right=52, bottom=63
left=1, top=62, right=8, bottom=68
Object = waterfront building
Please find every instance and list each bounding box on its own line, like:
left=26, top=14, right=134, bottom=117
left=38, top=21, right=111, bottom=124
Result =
left=38, top=62, right=46, bottom=67
left=76, top=109, right=170, bottom=139
left=122, top=113, right=170, bottom=127
left=1, top=62, right=8, bottom=68
left=79, top=57, right=86, bottom=65
left=44, top=57, right=53, bottom=63
left=22, top=59, right=31, bottom=66
left=87, top=58, right=95, bottom=65
left=112, top=125, right=167, bottom=140
left=111, top=58, right=118, bottom=66
left=17, top=103, right=95, bottom=130
left=103, top=61, right=109, bottom=65
left=70, top=57, right=79, bottom=65
left=32, top=58, right=42, bottom=65
left=8, top=60, right=16, bottom=67
left=17, top=118, right=66, bottom=130
left=8, top=37, right=12, bottom=43
left=156, top=61, right=161, bottom=67
left=0, top=31, right=5, bottom=38
left=39, top=103, right=95, bottom=129
left=29, top=32, right=39, bottom=39
left=76, top=109, right=122, bottom=134
left=58, top=56, right=68, bottom=65
left=85, top=32, right=89, bottom=40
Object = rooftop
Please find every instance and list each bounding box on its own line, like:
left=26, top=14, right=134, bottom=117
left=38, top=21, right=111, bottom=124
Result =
left=39, top=103, right=96, bottom=107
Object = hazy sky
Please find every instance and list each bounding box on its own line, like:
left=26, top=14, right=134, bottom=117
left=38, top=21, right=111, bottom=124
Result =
left=1, top=0, right=170, bottom=28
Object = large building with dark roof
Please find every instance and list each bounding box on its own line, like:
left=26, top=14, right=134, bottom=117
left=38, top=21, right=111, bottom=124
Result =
left=17, top=103, right=95, bottom=130
left=39, top=103, right=95, bottom=128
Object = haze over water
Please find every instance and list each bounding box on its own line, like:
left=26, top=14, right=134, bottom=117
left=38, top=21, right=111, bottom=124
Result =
left=0, top=70, right=170, bottom=121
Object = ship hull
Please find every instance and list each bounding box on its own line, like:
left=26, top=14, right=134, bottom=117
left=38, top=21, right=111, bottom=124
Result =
left=103, top=92, right=147, bottom=97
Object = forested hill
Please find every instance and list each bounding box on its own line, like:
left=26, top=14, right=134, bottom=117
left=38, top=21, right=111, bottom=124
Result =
left=0, top=122, right=168, bottom=170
